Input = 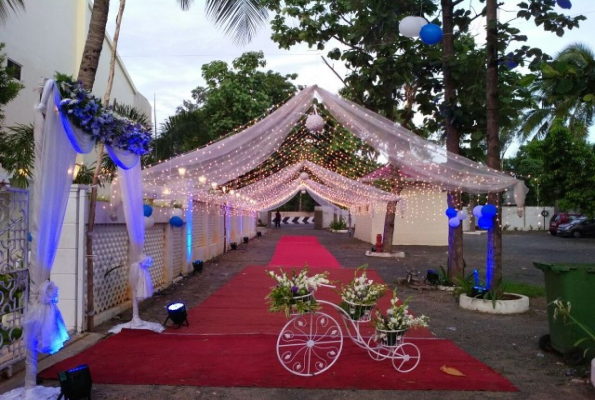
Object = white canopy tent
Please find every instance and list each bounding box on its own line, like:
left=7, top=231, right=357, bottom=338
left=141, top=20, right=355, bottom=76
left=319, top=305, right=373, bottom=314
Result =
left=142, top=85, right=527, bottom=210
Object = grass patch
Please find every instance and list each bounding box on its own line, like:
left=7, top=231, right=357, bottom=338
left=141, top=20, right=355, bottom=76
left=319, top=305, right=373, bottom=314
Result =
left=502, top=280, right=545, bottom=298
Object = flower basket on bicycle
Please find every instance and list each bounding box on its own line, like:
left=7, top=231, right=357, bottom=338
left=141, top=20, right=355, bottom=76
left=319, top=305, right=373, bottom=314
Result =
left=338, top=265, right=388, bottom=322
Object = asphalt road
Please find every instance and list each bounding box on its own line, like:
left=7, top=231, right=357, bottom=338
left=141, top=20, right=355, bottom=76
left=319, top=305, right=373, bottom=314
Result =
left=463, top=230, right=595, bottom=286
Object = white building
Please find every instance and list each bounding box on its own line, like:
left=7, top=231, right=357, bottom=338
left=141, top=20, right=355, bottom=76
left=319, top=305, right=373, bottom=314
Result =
left=0, top=0, right=151, bottom=129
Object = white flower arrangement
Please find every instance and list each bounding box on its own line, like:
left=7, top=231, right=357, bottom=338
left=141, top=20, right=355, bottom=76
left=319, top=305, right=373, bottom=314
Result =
left=338, top=265, right=388, bottom=321
left=266, top=266, right=329, bottom=317
left=340, top=265, right=388, bottom=306
left=372, top=290, right=429, bottom=334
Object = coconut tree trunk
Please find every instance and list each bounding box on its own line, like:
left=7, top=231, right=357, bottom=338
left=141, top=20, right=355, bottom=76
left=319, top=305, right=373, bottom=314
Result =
left=78, top=0, right=111, bottom=332
left=382, top=200, right=396, bottom=253
left=77, top=0, right=110, bottom=90
left=486, top=0, right=503, bottom=293
left=441, top=0, right=464, bottom=281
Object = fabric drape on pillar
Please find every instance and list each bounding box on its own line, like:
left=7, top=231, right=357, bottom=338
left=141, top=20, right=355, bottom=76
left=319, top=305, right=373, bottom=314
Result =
left=23, top=79, right=95, bottom=393
left=108, top=162, right=163, bottom=334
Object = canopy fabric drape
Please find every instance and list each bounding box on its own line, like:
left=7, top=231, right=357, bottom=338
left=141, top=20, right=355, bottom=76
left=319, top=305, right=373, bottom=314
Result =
left=142, top=85, right=526, bottom=211
left=22, top=80, right=157, bottom=397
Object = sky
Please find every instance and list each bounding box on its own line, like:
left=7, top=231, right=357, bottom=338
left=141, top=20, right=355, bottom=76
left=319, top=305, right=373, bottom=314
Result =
left=106, top=0, right=595, bottom=155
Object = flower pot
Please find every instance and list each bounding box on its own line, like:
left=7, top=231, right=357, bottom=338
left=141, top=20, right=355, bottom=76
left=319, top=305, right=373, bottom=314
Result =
left=376, top=328, right=407, bottom=347
left=459, top=293, right=529, bottom=314
left=342, top=300, right=374, bottom=322
left=290, top=292, right=314, bottom=315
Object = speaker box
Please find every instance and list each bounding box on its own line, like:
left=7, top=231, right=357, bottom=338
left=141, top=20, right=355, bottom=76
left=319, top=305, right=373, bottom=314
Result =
left=58, top=364, right=92, bottom=400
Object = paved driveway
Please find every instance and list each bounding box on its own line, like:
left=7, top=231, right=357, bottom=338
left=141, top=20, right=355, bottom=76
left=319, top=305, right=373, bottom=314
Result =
left=464, top=231, right=595, bottom=286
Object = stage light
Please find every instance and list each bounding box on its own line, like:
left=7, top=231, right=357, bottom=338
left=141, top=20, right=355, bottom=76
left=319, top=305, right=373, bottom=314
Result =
left=164, top=302, right=188, bottom=328
left=58, top=364, right=92, bottom=400
left=425, top=270, right=439, bottom=285
left=192, top=260, right=204, bottom=274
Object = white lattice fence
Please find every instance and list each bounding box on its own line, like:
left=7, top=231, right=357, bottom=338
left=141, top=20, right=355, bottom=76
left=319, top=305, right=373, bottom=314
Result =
left=171, top=226, right=184, bottom=277
left=144, top=225, right=166, bottom=289
left=93, top=225, right=130, bottom=314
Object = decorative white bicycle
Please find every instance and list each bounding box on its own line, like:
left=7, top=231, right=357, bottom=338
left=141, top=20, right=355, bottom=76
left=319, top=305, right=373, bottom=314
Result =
left=275, top=289, right=421, bottom=376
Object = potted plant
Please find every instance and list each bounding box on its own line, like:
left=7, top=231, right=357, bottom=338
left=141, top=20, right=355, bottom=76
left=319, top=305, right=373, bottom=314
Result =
left=329, top=217, right=348, bottom=232
left=455, top=273, right=529, bottom=314
left=266, top=267, right=330, bottom=317
left=371, top=289, right=429, bottom=346
left=338, top=265, right=388, bottom=322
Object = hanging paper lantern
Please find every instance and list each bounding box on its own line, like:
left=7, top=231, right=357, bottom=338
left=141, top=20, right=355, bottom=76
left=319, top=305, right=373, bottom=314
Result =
left=172, top=208, right=184, bottom=218
left=143, top=204, right=153, bottom=217
left=170, top=216, right=184, bottom=227
left=145, top=216, right=155, bottom=229
left=399, top=16, right=427, bottom=38
left=448, top=217, right=461, bottom=228
left=419, top=24, right=443, bottom=45
left=305, top=114, right=325, bottom=133
left=300, top=172, right=309, bottom=180
left=457, top=210, right=468, bottom=221
left=481, top=204, right=497, bottom=217
left=445, top=207, right=458, bottom=219
left=301, top=190, right=306, bottom=194
left=478, top=216, right=493, bottom=230
left=473, top=205, right=484, bottom=218
left=556, top=0, right=572, bottom=9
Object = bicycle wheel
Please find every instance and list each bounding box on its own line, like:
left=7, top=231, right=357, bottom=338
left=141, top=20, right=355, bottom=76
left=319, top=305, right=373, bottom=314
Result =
left=391, top=342, right=421, bottom=373
left=276, top=311, right=343, bottom=376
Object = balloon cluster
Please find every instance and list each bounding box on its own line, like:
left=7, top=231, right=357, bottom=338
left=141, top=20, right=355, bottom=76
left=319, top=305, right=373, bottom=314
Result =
left=170, top=208, right=184, bottom=227
left=399, top=16, right=442, bottom=45
left=143, top=204, right=186, bottom=228
left=472, top=204, right=497, bottom=230
left=556, top=0, right=572, bottom=9
left=445, top=207, right=468, bottom=228
left=143, top=204, right=155, bottom=229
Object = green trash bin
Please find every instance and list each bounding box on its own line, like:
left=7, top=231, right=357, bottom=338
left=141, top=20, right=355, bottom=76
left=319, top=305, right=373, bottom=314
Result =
left=534, top=262, right=595, bottom=365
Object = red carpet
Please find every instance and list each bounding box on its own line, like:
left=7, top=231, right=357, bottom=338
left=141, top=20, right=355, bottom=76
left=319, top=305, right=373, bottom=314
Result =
left=40, top=330, right=516, bottom=391
left=268, top=236, right=341, bottom=268
left=40, top=236, right=517, bottom=392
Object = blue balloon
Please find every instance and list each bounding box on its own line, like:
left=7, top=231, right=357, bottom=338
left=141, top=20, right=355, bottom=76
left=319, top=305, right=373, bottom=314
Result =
left=482, top=204, right=497, bottom=217
left=445, top=207, right=458, bottom=218
left=169, top=216, right=184, bottom=227
left=419, top=24, right=443, bottom=45
left=143, top=204, right=153, bottom=217
left=556, top=0, right=572, bottom=10
left=478, top=216, right=493, bottom=230
left=504, top=52, right=519, bottom=70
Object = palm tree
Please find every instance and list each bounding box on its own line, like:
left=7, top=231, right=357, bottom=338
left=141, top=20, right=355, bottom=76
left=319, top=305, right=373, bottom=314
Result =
left=78, top=0, right=268, bottom=89
left=521, top=43, right=595, bottom=141
left=0, top=0, right=24, bottom=23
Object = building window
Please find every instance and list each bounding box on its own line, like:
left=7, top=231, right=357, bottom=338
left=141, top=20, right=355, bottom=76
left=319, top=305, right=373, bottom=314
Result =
left=6, top=59, right=21, bottom=81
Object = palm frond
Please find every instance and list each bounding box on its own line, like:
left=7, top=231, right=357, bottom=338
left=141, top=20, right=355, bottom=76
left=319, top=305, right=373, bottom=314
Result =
left=177, top=0, right=193, bottom=11
left=205, top=0, right=268, bottom=46
left=0, top=123, right=34, bottom=188
left=112, top=101, right=152, bottom=129
left=0, top=0, right=25, bottom=23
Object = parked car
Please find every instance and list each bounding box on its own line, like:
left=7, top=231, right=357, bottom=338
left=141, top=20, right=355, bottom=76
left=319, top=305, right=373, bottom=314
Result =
left=549, top=213, right=582, bottom=235
left=558, top=217, right=595, bottom=238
